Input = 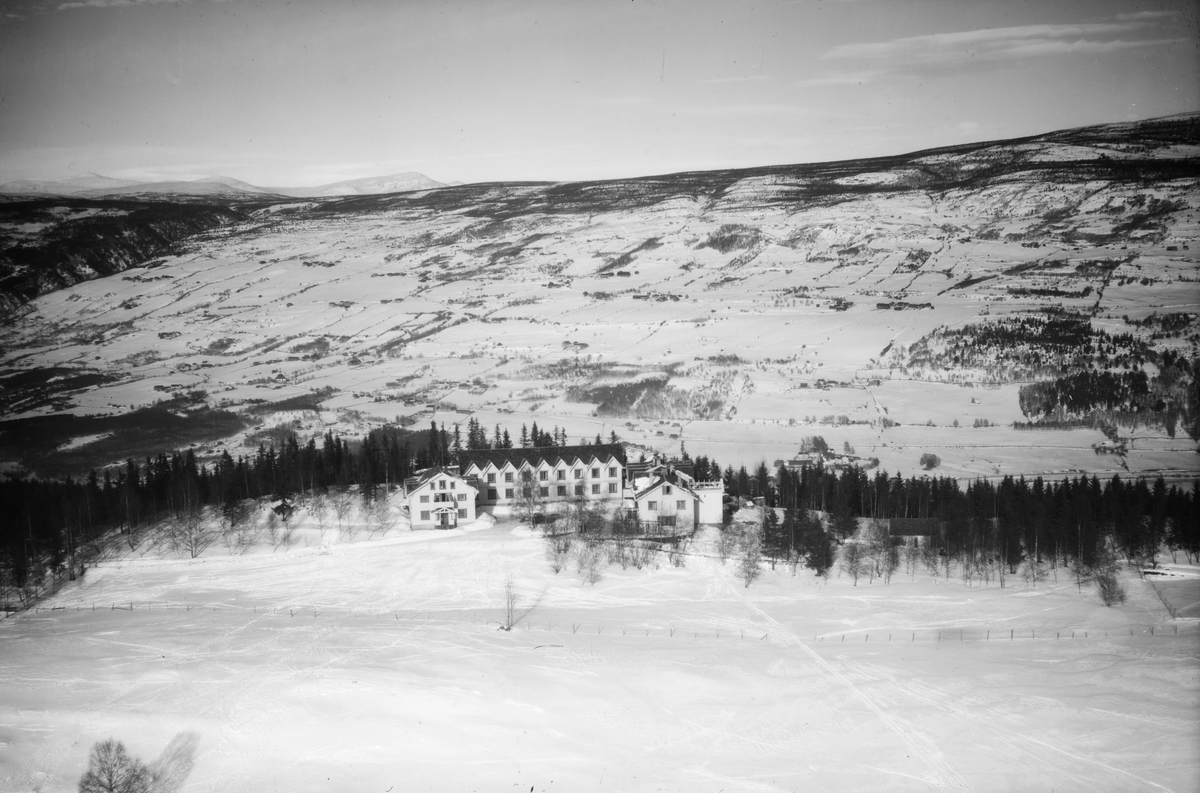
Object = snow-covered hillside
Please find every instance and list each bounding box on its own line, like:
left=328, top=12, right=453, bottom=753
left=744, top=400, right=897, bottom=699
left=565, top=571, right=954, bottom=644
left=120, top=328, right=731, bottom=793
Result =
left=1, top=115, right=1197, bottom=482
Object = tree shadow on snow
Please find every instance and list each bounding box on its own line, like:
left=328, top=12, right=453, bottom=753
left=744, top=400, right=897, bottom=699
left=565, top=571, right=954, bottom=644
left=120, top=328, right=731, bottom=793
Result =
left=149, top=731, right=200, bottom=792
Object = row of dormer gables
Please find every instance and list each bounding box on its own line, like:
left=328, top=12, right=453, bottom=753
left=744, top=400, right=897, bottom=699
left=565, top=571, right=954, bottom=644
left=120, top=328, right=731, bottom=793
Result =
left=462, top=453, right=624, bottom=483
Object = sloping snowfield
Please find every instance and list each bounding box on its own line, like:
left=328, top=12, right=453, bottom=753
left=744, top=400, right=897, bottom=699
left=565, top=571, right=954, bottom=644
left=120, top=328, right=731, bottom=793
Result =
left=2, top=517, right=1197, bottom=792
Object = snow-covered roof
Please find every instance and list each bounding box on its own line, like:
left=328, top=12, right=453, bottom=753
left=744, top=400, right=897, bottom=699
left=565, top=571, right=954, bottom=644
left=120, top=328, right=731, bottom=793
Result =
left=403, top=466, right=477, bottom=493
left=634, top=473, right=698, bottom=502
left=460, top=444, right=626, bottom=473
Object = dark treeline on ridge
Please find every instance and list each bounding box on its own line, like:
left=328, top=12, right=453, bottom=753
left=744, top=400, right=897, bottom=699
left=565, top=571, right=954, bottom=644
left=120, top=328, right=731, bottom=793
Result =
left=1, top=418, right=1197, bottom=608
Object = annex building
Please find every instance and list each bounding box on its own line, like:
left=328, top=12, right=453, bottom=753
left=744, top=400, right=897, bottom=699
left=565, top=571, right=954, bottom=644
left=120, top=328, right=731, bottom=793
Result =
left=625, top=457, right=724, bottom=532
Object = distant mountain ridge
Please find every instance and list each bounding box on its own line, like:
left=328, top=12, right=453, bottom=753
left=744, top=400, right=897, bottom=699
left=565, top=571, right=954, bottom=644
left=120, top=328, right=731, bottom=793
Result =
left=0, top=171, right=447, bottom=198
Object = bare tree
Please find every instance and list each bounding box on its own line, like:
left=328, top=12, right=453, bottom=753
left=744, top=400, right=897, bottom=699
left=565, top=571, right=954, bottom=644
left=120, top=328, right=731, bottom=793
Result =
left=921, top=542, right=941, bottom=578
left=1096, top=570, right=1128, bottom=606
left=544, top=531, right=573, bottom=573
left=499, top=574, right=543, bottom=630
left=863, top=520, right=898, bottom=584
left=666, top=537, right=689, bottom=568
left=368, top=487, right=396, bottom=537
left=330, top=488, right=356, bottom=538
left=716, top=527, right=738, bottom=565
left=739, top=525, right=762, bottom=587
left=310, top=492, right=330, bottom=535
left=575, top=536, right=605, bottom=585
left=170, top=507, right=215, bottom=559
left=840, top=541, right=864, bottom=585
left=512, top=483, right=545, bottom=525
left=78, top=739, right=150, bottom=793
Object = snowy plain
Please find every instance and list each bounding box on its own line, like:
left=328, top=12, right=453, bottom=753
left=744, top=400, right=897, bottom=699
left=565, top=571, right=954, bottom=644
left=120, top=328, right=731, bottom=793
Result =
left=1, top=504, right=1197, bottom=793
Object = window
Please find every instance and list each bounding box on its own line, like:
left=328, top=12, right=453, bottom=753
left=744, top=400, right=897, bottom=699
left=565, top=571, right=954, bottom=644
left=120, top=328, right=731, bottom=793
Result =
left=677, top=500, right=686, bottom=510
left=592, top=468, right=600, bottom=478
left=521, top=471, right=532, bottom=482
left=539, top=471, right=548, bottom=481
left=574, top=469, right=582, bottom=479
left=487, top=489, right=497, bottom=500
left=457, top=493, right=466, bottom=502
left=439, top=480, right=446, bottom=490
left=575, top=485, right=584, bottom=496
left=592, top=484, right=600, bottom=494
left=420, top=510, right=430, bottom=521
left=647, top=501, right=657, bottom=511
left=487, top=473, right=496, bottom=484
left=663, top=485, right=672, bottom=495
left=458, top=509, right=467, bottom=518
left=539, top=487, right=549, bottom=497
left=450, top=480, right=456, bottom=490
left=658, top=515, right=676, bottom=527
left=609, top=483, right=618, bottom=494
left=557, top=470, right=565, bottom=481
left=505, top=488, right=514, bottom=499
left=522, top=487, right=532, bottom=498
left=609, top=467, right=617, bottom=478
left=419, top=495, right=429, bottom=503
left=557, top=485, right=567, bottom=497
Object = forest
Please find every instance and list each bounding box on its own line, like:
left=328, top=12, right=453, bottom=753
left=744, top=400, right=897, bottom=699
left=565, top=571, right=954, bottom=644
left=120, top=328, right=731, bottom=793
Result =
left=898, top=308, right=1198, bottom=438
left=1, top=418, right=1196, bottom=610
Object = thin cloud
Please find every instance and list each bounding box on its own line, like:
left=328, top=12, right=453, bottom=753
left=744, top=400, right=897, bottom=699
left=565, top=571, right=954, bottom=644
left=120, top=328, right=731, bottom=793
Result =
left=821, top=22, right=1174, bottom=66
left=57, top=0, right=219, bottom=9
left=796, top=69, right=887, bottom=88
left=1114, top=10, right=1177, bottom=22
left=673, top=103, right=820, bottom=119
left=574, top=96, right=654, bottom=108
left=700, top=74, right=772, bottom=85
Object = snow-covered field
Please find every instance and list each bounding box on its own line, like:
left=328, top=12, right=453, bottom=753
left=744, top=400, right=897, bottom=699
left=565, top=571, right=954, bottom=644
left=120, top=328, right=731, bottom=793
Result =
left=2, top=512, right=1197, bottom=792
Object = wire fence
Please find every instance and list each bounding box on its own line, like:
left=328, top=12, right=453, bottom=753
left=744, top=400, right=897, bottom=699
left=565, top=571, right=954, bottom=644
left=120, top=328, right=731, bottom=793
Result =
left=15, top=600, right=1199, bottom=645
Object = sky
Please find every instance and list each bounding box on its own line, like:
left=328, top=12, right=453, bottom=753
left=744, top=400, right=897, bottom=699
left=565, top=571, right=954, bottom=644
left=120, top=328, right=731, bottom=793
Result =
left=0, top=0, right=1197, bottom=187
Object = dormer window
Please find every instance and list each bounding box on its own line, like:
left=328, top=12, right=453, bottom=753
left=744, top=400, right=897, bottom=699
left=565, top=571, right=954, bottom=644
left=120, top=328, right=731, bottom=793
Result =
left=663, top=485, right=672, bottom=495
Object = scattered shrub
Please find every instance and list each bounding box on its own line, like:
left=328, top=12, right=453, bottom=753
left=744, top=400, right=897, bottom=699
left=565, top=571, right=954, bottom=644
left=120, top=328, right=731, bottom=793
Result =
left=1096, top=571, right=1128, bottom=606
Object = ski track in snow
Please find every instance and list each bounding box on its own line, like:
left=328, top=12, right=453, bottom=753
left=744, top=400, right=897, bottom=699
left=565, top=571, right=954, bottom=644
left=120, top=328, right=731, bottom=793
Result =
left=722, top=573, right=972, bottom=791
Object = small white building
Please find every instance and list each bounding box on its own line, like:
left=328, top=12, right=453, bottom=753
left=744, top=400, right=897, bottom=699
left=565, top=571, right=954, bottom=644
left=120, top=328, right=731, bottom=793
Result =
left=403, top=465, right=479, bottom=529
left=626, top=458, right=724, bottom=530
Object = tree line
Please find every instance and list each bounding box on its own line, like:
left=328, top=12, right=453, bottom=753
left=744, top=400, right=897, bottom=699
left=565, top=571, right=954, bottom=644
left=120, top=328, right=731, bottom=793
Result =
left=730, top=462, right=1198, bottom=583
left=1, top=418, right=1196, bottom=608
left=0, top=417, right=627, bottom=604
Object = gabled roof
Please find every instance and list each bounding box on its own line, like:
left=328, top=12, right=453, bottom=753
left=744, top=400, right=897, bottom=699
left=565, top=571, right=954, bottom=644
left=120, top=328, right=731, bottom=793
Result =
left=634, top=474, right=698, bottom=501
left=460, top=443, right=626, bottom=472
left=403, top=465, right=476, bottom=493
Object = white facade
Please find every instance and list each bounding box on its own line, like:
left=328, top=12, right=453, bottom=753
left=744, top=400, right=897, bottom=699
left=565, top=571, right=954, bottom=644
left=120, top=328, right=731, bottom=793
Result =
left=404, top=467, right=479, bottom=529
left=460, top=446, right=625, bottom=511
left=628, top=461, right=724, bottom=526
left=633, top=478, right=698, bottom=532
